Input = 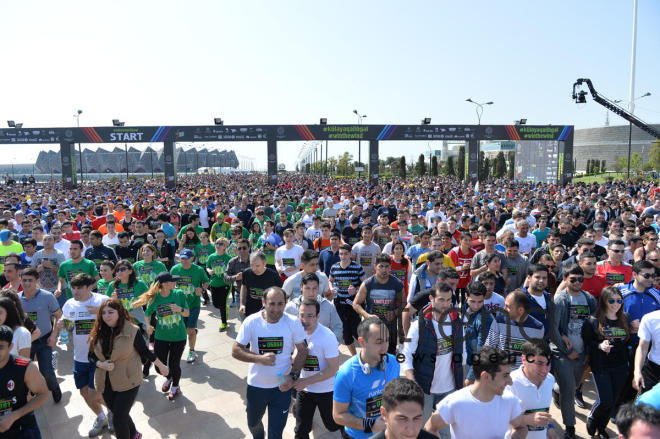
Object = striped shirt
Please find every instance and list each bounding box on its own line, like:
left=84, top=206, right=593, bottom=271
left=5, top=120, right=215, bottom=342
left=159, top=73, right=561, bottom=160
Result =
left=485, top=313, right=545, bottom=370
left=329, top=262, right=365, bottom=304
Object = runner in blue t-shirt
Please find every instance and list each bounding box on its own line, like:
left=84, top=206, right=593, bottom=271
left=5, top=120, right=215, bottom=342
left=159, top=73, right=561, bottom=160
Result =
left=333, top=316, right=400, bottom=439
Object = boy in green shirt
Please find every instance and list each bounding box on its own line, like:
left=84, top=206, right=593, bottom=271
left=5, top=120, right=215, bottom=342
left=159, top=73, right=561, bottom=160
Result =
left=170, top=249, right=209, bottom=363
left=206, top=238, right=233, bottom=331
left=56, top=239, right=99, bottom=300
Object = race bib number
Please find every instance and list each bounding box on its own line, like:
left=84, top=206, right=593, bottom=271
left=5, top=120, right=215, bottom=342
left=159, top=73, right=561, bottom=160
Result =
left=365, top=394, right=383, bottom=418
left=249, top=287, right=264, bottom=300
left=258, top=336, right=284, bottom=355
left=177, top=276, right=194, bottom=295
left=27, top=312, right=38, bottom=322
left=602, top=326, right=627, bottom=340
left=505, top=337, right=525, bottom=356
left=303, top=355, right=320, bottom=371
left=605, top=272, right=625, bottom=285
left=74, top=319, right=95, bottom=335
left=437, top=337, right=453, bottom=356
left=212, top=261, right=225, bottom=276
left=157, top=304, right=173, bottom=317
left=360, top=256, right=372, bottom=267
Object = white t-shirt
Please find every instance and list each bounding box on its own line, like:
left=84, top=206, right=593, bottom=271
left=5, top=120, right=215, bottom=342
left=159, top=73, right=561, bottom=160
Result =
left=437, top=385, right=523, bottom=439
left=529, top=292, right=546, bottom=310
left=282, top=270, right=330, bottom=300
left=504, top=366, right=555, bottom=439
left=54, top=238, right=71, bottom=259
left=102, top=233, right=119, bottom=248
left=639, top=310, right=660, bottom=365
left=236, top=311, right=306, bottom=388
left=351, top=241, right=381, bottom=278
left=61, top=293, right=109, bottom=363
left=402, top=315, right=457, bottom=394
left=484, top=292, right=505, bottom=313
left=515, top=234, right=537, bottom=255
left=275, top=244, right=304, bottom=278
left=10, top=326, right=31, bottom=357
left=300, top=324, right=339, bottom=393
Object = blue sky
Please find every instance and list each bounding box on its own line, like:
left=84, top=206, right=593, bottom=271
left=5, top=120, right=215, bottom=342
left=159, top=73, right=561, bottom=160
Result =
left=1, top=0, right=658, bottom=171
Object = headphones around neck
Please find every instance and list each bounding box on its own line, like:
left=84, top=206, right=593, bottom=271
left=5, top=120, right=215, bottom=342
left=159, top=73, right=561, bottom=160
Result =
left=358, top=352, right=387, bottom=375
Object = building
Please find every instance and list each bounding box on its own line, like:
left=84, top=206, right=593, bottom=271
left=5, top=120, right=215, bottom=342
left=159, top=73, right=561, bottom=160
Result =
left=573, top=124, right=659, bottom=172
left=35, top=147, right=239, bottom=174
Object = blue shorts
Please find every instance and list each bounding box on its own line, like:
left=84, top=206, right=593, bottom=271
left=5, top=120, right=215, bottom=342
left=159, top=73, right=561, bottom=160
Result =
left=184, top=306, right=200, bottom=329
left=73, top=360, right=96, bottom=390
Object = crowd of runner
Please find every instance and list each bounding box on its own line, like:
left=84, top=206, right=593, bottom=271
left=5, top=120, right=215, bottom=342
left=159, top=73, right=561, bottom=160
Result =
left=1, top=173, right=660, bottom=439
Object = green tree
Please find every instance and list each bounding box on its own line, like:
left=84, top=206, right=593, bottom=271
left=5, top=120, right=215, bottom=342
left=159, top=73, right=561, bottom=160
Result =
left=416, top=154, right=426, bottom=176
left=630, top=152, right=642, bottom=172
left=600, top=160, right=606, bottom=173
left=483, top=157, right=491, bottom=181
left=507, top=151, right=515, bottom=179
left=457, top=145, right=466, bottom=180
left=649, top=140, right=660, bottom=171
left=478, top=151, right=485, bottom=181
left=337, top=152, right=353, bottom=176
left=445, top=156, right=455, bottom=176
left=593, top=160, right=600, bottom=174
left=328, top=157, right=337, bottom=174
left=494, top=151, right=506, bottom=178
left=399, top=156, right=406, bottom=178
left=614, top=157, right=627, bottom=173
left=431, top=156, right=438, bottom=176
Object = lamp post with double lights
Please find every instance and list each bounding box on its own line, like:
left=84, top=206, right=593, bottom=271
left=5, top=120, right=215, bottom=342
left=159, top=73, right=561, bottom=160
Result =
left=465, top=98, right=493, bottom=125
left=353, top=110, right=366, bottom=179
left=74, top=110, right=83, bottom=183
left=7, top=121, right=23, bottom=180
left=112, top=119, right=128, bottom=179
left=626, top=91, right=651, bottom=179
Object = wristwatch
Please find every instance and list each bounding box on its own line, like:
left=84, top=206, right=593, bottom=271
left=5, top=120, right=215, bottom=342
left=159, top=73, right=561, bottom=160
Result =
left=289, top=371, right=300, bottom=381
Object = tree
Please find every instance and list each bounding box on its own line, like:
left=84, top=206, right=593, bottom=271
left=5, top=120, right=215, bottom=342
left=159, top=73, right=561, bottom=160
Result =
left=614, top=157, right=627, bottom=173
left=399, top=156, right=406, bottom=178
left=416, top=154, right=426, bottom=176
left=592, top=160, right=600, bottom=174
left=483, top=157, right=491, bottom=181
left=328, top=157, right=337, bottom=174
left=630, top=152, right=643, bottom=173
left=494, top=151, right=506, bottom=178
left=445, top=156, right=455, bottom=176
left=478, top=151, right=485, bottom=181
left=431, top=156, right=438, bottom=176
left=457, top=145, right=466, bottom=180
left=586, top=159, right=592, bottom=174
left=601, top=160, right=606, bottom=173
left=337, top=152, right=353, bottom=176
left=649, top=140, right=660, bottom=171
left=507, top=151, right=515, bottom=179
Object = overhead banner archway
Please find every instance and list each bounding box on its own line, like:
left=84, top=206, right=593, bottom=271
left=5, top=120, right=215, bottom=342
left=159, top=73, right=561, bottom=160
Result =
left=0, top=124, right=573, bottom=188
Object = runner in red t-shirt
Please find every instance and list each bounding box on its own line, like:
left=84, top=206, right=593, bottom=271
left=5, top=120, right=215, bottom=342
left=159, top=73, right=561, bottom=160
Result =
left=448, top=232, right=476, bottom=303
left=596, top=240, right=632, bottom=286
left=577, top=252, right=607, bottom=298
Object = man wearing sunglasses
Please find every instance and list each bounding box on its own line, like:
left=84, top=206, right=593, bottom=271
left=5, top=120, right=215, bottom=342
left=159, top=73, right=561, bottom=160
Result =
left=597, top=239, right=633, bottom=286
left=620, top=261, right=660, bottom=344
left=550, top=264, right=597, bottom=439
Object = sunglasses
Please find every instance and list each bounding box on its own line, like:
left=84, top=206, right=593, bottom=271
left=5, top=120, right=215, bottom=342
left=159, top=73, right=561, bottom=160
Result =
left=237, top=246, right=249, bottom=250
left=106, top=221, right=115, bottom=225
left=648, top=258, right=659, bottom=263
left=116, top=267, right=130, bottom=272
left=607, top=299, right=623, bottom=304
left=609, top=249, right=624, bottom=253
left=638, top=273, right=654, bottom=279
left=568, top=277, right=584, bottom=283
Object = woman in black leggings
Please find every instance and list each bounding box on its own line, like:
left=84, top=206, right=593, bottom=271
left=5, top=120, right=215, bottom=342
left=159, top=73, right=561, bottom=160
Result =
left=582, top=286, right=632, bottom=438
left=133, top=271, right=189, bottom=400
left=89, top=298, right=169, bottom=439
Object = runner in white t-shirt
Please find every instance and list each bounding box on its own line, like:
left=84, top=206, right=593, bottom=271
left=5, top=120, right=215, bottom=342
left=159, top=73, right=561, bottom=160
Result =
left=504, top=340, right=557, bottom=439
left=232, top=287, right=308, bottom=439
left=424, top=346, right=527, bottom=439
left=59, top=273, right=110, bottom=437
left=275, top=230, right=304, bottom=279
left=292, top=298, right=342, bottom=437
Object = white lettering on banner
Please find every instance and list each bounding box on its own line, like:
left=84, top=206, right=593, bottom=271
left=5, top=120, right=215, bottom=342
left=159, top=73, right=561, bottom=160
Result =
left=109, top=132, right=144, bottom=141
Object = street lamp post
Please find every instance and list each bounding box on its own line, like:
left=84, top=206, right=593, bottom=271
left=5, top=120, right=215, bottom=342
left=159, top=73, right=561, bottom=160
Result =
left=465, top=98, right=493, bottom=125
left=74, top=110, right=83, bottom=183
left=353, top=109, right=367, bottom=179
left=626, top=91, right=651, bottom=179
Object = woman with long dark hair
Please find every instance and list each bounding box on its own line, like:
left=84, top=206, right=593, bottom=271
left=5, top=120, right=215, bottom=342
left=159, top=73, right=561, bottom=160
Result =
left=0, top=295, right=31, bottom=357
left=132, top=272, right=189, bottom=400
left=582, top=286, right=632, bottom=438
left=106, top=261, right=149, bottom=328
left=89, top=299, right=168, bottom=439
left=178, top=226, right=200, bottom=252
left=133, top=243, right=168, bottom=285
left=154, top=229, right=175, bottom=270
left=389, top=240, right=411, bottom=295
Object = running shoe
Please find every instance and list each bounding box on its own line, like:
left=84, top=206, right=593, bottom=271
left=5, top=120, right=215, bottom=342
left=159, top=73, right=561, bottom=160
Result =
left=168, top=386, right=180, bottom=401
left=187, top=351, right=198, bottom=363
left=88, top=415, right=108, bottom=437
left=219, top=322, right=228, bottom=332
left=161, top=378, right=172, bottom=393
left=229, top=299, right=236, bottom=308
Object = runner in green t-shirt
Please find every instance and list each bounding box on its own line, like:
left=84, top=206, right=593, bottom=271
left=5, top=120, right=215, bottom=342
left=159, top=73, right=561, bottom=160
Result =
left=133, top=243, right=168, bottom=287
left=134, top=272, right=189, bottom=401
left=106, top=260, right=149, bottom=325
left=170, top=249, right=209, bottom=364
left=96, top=260, right=115, bottom=296
left=206, top=238, right=233, bottom=331
left=56, top=240, right=99, bottom=300
left=210, top=213, right=230, bottom=242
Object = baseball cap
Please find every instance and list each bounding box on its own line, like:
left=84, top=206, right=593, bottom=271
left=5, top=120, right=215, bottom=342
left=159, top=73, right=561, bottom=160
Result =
left=180, top=249, right=194, bottom=259
left=154, top=272, right=181, bottom=284
left=0, top=230, right=10, bottom=241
